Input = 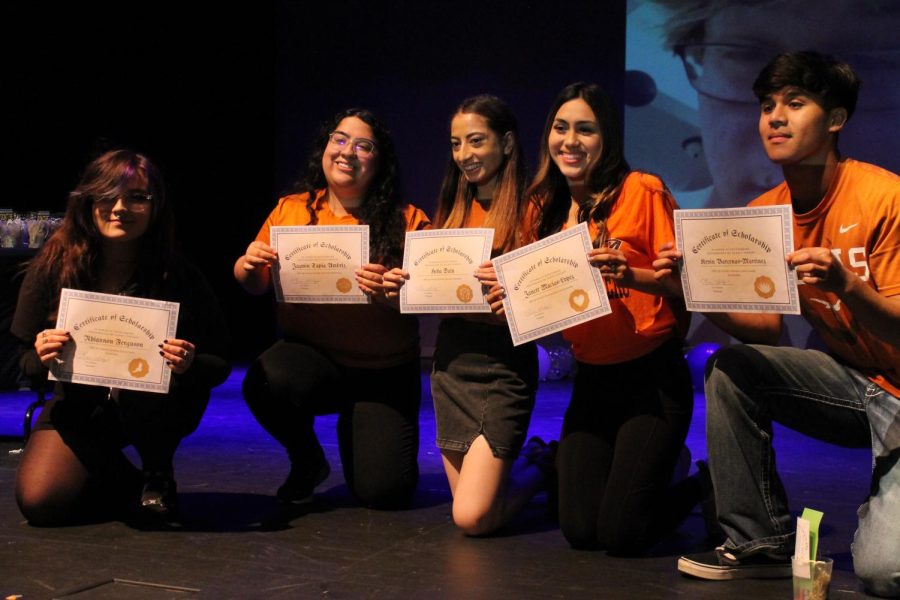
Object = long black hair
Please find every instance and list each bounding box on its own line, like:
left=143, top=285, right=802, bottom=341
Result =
left=529, top=83, right=631, bottom=245
left=292, top=108, right=407, bottom=267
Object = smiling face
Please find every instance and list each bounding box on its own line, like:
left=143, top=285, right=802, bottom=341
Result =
left=758, top=87, right=843, bottom=166
left=91, top=172, right=152, bottom=245
left=450, top=112, right=509, bottom=198
left=322, top=116, right=380, bottom=206
left=548, top=98, right=604, bottom=186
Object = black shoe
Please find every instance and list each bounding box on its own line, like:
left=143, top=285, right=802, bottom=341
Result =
left=520, top=436, right=547, bottom=462
left=695, top=460, right=725, bottom=541
left=140, top=472, right=178, bottom=519
left=277, top=459, right=331, bottom=505
left=678, top=546, right=792, bottom=580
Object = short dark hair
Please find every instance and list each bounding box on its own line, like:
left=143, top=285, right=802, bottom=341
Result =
left=752, top=51, right=860, bottom=120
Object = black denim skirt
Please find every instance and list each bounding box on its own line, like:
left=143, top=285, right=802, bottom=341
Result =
left=431, top=317, right=538, bottom=459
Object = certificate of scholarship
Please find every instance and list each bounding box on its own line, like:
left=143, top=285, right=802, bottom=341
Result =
left=493, top=223, right=611, bottom=345
left=675, top=204, right=800, bottom=314
left=50, top=289, right=180, bottom=393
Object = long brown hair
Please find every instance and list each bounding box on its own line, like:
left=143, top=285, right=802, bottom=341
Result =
left=529, top=83, right=630, bottom=246
left=434, top=95, right=527, bottom=253
left=30, top=149, right=175, bottom=295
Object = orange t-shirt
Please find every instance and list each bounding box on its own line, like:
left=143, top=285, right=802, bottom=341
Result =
left=559, top=172, right=689, bottom=365
left=453, top=199, right=509, bottom=326
left=462, top=198, right=489, bottom=229
left=749, top=159, right=900, bottom=396
left=255, top=190, right=431, bottom=369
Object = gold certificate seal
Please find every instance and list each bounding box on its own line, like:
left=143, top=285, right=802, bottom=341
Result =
left=456, top=284, right=474, bottom=303
left=754, top=275, right=776, bottom=299
left=336, top=277, right=352, bottom=293
left=128, top=358, right=150, bottom=378
left=568, top=289, right=590, bottom=312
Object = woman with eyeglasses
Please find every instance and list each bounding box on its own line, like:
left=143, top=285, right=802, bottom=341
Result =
left=502, top=83, right=701, bottom=554
left=385, top=95, right=552, bottom=535
left=236, top=108, right=430, bottom=508
left=12, top=149, right=230, bottom=525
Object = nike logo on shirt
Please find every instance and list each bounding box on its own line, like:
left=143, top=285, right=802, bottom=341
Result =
left=839, top=223, right=859, bottom=234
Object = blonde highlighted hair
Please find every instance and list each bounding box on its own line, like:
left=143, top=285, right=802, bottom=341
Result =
left=434, top=95, right=528, bottom=253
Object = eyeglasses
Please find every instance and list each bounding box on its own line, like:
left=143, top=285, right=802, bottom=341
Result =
left=673, top=43, right=900, bottom=111
left=328, top=131, right=377, bottom=157
left=93, top=191, right=153, bottom=212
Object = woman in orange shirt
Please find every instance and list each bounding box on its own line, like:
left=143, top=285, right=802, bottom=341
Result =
left=235, top=109, right=429, bottom=508
left=389, top=95, right=551, bottom=535
left=524, top=83, right=701, bottom=554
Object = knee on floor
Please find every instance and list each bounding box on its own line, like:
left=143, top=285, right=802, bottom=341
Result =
left=351, top=474, right=416, bottom=510
left=16, top=483, right=72, bottom=526
left=560, top=518, right=600, bottom=550
left=855, top=552, right=900, bottom=598
left=452, top=501, right=500, bottom=536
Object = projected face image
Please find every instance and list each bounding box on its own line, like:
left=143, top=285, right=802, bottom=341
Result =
left=668, top=0, right=899, bottom=205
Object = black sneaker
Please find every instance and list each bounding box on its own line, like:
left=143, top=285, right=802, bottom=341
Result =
left=277, top=459, right=331, bottom=505
left=678, top=546, right=792, bottom=580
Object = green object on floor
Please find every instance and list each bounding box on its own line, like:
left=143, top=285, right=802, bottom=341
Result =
left=801, top=507, right=824, bottom=560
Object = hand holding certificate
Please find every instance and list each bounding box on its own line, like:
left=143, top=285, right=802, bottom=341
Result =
left=270, top=225, right=369, bottom=304
left=493, top=222, right=611, bottom=345
left=49, top=289, right=180, bottom=394
left=399, top=228, right=494, bottom=313
left=675, top=205, right=800, bottom=314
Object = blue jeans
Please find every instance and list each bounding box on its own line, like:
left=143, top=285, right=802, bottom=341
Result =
left=706, top=344, right=900, bottom=596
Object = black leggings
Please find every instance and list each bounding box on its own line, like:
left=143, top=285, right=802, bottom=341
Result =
left=17, top=365, right=219, bottom=524
left=37, top=376, right=213, bottom=474
left=242, top=340, right=421, bottom=509
left=557, top=338, right=699, bottom=555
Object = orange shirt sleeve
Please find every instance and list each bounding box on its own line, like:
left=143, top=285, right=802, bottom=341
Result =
left=403, top=204, right=432, bottom=231
left=254, top=193, right=314, bottom=245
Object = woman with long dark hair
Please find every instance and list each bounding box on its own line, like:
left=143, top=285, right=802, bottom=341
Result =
left=391, top=95, right=551, bottom=535
left=13, top=149, right=230, bottom=524
left=519, top=83, right=701, bottom=554
left=236, top=108, right=430, bottom=508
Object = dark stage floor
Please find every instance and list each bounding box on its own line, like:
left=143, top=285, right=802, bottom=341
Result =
left=0, top=365, right=879, bottom=599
